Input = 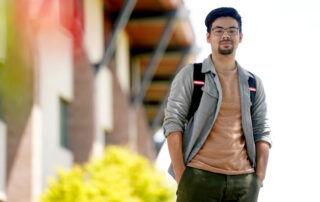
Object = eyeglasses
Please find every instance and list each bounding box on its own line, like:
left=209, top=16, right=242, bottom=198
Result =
left=211, top=27, right=239, bottom=37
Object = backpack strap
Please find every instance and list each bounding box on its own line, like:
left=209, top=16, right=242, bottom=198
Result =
left=186, top=64, right=257, bottom=121
left=247, top=71, right=257, bottom=107
left=187, top=63, right=205, bottom=121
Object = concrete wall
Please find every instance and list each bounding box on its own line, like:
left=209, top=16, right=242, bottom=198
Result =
left=82, top=0, right=110, bottom=158
left=37, top=26, right=74, bottom=189
left=83, top=0, right=104, bottom=64
left=0, top=121, right=6, bottom=201
left=93, top=66, right=113, bottom=156
left=30, top=105, right=42, bottom=201
left=106, top=68, right=113, bottom=134
left=115, top=31, right=130, bottom=94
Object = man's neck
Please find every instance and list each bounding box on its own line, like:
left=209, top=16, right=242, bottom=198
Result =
left=211, top=53, right=236, bottom=71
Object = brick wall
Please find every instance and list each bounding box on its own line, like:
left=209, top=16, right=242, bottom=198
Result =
left=6, top=113, right=33, bottom=202
left=110, top=63, right=130, bottom=145
left=110, top=62, right=156, bottom=160
left=69, top=49, right=95, bottom=164
left=2, top=61, right=34, bottom=202
left=136, top=105, right=156, bottom=160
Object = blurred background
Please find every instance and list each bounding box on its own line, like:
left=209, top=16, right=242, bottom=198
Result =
left=1, top=0, right=320, bottom=201
left=0, top=0, right=195, bottom=201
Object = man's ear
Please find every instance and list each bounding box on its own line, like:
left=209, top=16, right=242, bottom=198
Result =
left=206, top=32, right=210, bottom=43
left=239, top=33, right=243, bottom=43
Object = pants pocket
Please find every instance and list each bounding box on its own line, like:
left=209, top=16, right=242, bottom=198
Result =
left=253, top=172, right=262, bottom=188
left=176, top=167, right=189, bottom=195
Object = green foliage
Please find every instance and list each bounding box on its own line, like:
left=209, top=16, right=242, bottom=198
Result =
left=40, top=146, right=176, bottom=202
left=0, top=2, right=34, bottom=126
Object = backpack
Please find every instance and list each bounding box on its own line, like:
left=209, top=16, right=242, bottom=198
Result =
left=186, top=63, right=256, bottom=121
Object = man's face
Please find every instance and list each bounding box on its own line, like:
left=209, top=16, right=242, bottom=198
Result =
left=207, top=17, right=243, bottom=55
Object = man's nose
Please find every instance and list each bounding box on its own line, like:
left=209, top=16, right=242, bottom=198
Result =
left=222, top=31, right=231, bottom=38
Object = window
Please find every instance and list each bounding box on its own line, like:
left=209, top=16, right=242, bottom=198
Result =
left=60, top=98, right=70, bottom=149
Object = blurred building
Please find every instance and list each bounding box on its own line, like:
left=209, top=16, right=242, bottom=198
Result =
left=0, top=0, right=195, bottom=201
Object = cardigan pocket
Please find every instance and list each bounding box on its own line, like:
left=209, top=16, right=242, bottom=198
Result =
left=202, top=85, right=219, bottom=99
left=196, top=88, right=219, bottom=116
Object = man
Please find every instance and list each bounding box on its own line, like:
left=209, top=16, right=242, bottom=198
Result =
left=163, top=7, right=271, bottom=202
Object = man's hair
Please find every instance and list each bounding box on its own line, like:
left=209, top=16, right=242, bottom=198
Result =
left=205, top=7, right=242, bottom=33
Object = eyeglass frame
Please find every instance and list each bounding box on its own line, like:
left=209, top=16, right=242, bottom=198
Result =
left=210, top=26, right=240, bottom=37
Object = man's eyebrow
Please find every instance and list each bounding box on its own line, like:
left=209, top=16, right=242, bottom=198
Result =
left=212, top=26, right=224, bottom=29
left=212, top=26, right=238, bottom=29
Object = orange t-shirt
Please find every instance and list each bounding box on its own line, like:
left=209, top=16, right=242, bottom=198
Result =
left=188, top=67, right=254, bottom=175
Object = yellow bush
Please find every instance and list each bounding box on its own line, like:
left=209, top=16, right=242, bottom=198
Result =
left=40, top=146, right=176, bottom=202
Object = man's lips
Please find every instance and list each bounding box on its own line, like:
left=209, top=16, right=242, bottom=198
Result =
left=220, top=41, right=232, bottom=45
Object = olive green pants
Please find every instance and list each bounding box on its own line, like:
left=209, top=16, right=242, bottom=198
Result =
left=177, top=166, right=261, bottom=202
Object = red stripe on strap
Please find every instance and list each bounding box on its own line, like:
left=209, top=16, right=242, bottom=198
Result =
left=194, top=80, right=205, bottom=85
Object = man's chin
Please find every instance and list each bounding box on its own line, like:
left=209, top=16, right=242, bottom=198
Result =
left=218, top=49, right=233, bottom=55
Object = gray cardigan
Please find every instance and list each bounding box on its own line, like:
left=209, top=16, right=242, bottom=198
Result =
left=163, top=55, right=272, bottom=178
